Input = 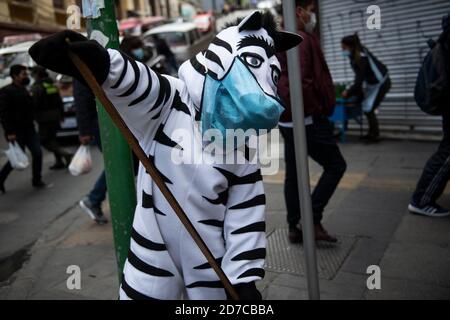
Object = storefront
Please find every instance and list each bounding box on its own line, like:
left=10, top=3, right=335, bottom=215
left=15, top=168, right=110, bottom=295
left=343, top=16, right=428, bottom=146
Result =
left=319, top=0, right=450, bottom=134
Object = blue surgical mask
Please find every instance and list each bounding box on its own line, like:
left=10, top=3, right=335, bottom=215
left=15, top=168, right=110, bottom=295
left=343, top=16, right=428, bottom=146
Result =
left=341, top=50, right=351, bottom=58
left=132, top=48, right=145, bottom=61
left=201, top=57, right=284, bottom=149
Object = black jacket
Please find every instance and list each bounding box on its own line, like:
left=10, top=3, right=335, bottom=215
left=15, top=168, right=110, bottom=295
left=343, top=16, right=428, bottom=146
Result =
left=73, top=79, right=98, bottom=136
left=0, top=83, right=35, bottom=135
left=30, top=78, right=64, bottom=123
left=347, top=47, right=389, bottom=99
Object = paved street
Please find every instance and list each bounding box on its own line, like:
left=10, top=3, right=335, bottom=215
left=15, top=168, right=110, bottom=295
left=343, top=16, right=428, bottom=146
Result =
left=0, top=134, right=449, bottom=300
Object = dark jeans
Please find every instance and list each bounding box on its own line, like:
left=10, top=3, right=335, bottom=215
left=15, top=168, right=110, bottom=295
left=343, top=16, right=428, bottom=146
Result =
left=39, top=122, right=71, bottom=163
left=280, top=117, right=347, bottom=226
left=0, top=126, right=43, bottom=185
left=88, top=125, right=107, bottom=207
left=412, top=111, right=450, bottom=207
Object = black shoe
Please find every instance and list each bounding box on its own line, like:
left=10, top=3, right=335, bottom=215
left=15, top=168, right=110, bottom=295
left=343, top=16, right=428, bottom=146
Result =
left=32, top=181, right=54, bottom=190
left=314, top=223, right=338, bottom=243
left=0, top=182, right=5, bottom=195
left=50, top=162, right=66, bottom=170
left=360, top=134, right=380, bottom=143
left=288, top=226, right=303, bottom=244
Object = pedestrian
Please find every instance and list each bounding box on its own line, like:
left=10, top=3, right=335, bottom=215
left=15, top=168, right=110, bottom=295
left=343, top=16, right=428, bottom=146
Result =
left=73, top=79, right=108, bottom=224
left=408, top=12, right=450, bottom=218
left=30, top=11, right=302, bottom=300
left=277, top=0, right=346, bottom=243
left=152, top=34, right=179, bottom=75
left=120, top=36, right=148, bottom=62
left=30, top=66, right=73, bottom=170
left=341, top=33, right=391, bottom=142
left=0, top=65, right=51, bottom=194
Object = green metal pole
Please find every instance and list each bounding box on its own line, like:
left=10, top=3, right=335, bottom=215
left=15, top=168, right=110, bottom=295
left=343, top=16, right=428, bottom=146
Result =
left=85, top=0, right=137, bottom=278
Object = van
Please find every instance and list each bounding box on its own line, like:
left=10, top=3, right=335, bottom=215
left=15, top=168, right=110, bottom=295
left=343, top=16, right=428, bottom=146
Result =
left=143, top=22, right=214, bottom=64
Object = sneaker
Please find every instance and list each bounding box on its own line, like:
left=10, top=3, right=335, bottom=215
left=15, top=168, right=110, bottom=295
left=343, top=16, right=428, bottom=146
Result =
left=408, top=203, right=450, bottom=218
left=288, top=226, right=303, bottom=244
left=32, top=181, right=54, bottom=190
left=79, top=197, right=108, bottom=225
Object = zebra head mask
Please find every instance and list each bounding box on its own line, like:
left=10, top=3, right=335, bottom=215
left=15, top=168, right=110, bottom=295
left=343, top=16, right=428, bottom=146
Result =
left=178, top=11, right=302, bottom=148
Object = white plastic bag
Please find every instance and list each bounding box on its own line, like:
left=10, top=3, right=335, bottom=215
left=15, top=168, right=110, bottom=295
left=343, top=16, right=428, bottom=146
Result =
left=69, top=145, right=92, bottom=176
left=5, top=142, right=29, bottom=170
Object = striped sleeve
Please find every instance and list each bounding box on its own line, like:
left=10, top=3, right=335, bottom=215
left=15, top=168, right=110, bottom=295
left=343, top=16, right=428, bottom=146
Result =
left=221, top=164, right=267, bottom=285
left=101, top=49, right=178, bottom=150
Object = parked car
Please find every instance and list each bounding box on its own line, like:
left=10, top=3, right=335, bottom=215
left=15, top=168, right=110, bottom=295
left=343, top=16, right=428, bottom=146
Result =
left=143, top=22, right=214, bottom=64
left=119, top=16, right=166, bottom=36
left=56, top=75, right=78, bottom=138
left=0, top=41, right=37, bottom=89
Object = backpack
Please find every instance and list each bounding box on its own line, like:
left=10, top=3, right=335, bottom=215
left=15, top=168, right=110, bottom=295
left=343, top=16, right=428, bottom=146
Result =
left=414, top=39, right=449, bottom=115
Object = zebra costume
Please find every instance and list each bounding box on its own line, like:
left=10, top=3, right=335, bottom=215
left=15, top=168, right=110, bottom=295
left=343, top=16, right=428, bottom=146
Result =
left=29, top=11, right=301, bottom=300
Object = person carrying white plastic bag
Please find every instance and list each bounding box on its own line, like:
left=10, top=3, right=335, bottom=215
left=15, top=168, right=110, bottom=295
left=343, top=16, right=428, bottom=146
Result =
left=69, top=144, right=92, bottom=176
left=5, top=142, right=29, bottom=170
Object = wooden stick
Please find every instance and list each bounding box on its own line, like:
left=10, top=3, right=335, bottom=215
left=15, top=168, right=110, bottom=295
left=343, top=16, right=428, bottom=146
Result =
left=68, top=50, right=239, bottom=300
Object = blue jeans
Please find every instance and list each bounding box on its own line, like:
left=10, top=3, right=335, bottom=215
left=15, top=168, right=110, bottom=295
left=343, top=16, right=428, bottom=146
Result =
left=88, top=126, right=107, bottom=207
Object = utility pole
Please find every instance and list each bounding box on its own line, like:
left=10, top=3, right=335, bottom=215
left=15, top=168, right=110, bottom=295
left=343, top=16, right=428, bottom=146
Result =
left=85, top=0, right=137, bottom=280
left=282, top=0, right=320, bottom=300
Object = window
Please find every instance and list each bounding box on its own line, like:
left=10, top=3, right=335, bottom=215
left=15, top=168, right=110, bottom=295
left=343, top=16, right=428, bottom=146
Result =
left=155, top=32, right=187, bottom=47
left=53, top=0, right=65, bottom=10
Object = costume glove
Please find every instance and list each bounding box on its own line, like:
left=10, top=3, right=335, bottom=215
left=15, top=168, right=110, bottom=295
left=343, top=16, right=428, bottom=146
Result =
left=29, top=30, right=110, bottom=85
left=226, top=282, right=262, bottom=300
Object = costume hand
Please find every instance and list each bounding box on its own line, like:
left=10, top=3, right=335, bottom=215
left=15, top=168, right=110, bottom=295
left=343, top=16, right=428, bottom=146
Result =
left=29, top=30, right=110, bottom=85
left=7, top=134, right=16, bottom=142
left=226, top=282, right=262, bottom=300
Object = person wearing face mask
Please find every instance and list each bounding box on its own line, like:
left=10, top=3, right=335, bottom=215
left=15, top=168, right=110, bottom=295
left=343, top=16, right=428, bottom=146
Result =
left=120, top=36, right=147, bottom=62
left=277, top=0, right=346, bottom=244
left=0, top=65, right=51, bottom=194
left=341, top=33, right=391, bottom=142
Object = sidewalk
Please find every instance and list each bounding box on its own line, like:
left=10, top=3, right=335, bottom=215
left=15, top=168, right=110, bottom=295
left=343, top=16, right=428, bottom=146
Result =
left=1, top=138, right=450, bottom=300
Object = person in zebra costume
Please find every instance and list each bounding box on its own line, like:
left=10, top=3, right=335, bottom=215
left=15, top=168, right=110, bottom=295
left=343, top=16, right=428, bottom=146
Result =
left=29, top=11, right=302, bottom=300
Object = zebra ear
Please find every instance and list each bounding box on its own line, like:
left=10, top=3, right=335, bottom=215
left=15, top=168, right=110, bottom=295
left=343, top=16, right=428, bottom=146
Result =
left=274, top=31, right=303, bottom=52
left=238, top=11, right=263, bottom=32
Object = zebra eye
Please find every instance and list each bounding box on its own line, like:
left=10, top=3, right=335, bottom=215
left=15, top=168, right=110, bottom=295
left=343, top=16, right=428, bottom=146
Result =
left=271, top=67, right=280, bottom=86
left=241, top=53, right=264, bottom=68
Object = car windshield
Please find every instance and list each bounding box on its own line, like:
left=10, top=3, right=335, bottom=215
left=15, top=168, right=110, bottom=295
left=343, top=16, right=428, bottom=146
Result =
left=154, top=32, right=187, bottom=47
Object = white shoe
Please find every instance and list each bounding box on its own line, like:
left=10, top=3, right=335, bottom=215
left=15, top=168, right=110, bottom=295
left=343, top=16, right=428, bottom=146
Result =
left=408, top=203, right=450, bottom=218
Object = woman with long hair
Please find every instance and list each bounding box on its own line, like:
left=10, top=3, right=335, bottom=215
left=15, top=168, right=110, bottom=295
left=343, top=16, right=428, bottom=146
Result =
left=341, top=33, right=391, bottom=142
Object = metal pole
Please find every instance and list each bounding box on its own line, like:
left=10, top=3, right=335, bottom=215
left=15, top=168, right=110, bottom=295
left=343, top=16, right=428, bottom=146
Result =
left=282, top=0, right=320, bottom=300
left=86, top=0, right=137, bottom=278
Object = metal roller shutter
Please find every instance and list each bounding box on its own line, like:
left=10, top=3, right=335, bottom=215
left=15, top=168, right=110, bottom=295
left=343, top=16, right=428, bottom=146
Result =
left=319, top=0, right=450, bottom=134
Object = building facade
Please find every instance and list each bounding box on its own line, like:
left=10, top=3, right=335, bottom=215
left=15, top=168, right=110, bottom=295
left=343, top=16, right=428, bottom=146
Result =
left=0, top=0, right=180, bottom=41
left=319, top=0, right=450, bottom=134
